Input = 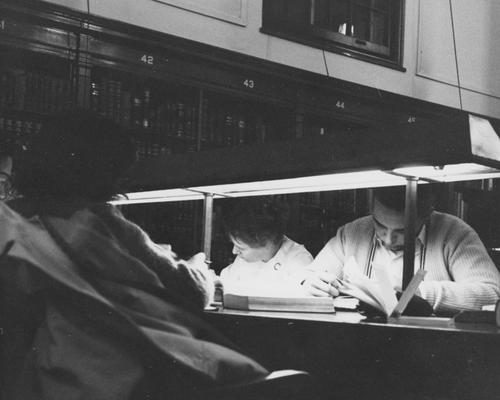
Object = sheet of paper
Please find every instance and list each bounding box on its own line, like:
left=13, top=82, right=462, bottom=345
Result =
left=371, top=263, right=398, bottom=315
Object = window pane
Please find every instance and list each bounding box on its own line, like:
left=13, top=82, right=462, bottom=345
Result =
left=371, top=0, right=389, bottom=12
left=353, top=0, right=389, bottom=11
left=352, top=4, right=388, bottom=45
left=327, top=0, right=351, bottom=34
left=313, top=0, right=330, bottom=29
left=371, top=10, right=388, bottom=46
left=352, top=5, right=370, bottom=40
left=261, top=0, right=403, bottom=68
left=266, top=0, right=287, bottom=19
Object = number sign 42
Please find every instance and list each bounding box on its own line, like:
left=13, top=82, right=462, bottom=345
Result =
left=141, top=54, right=154, bottom=65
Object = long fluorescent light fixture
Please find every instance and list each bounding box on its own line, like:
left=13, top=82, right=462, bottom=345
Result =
left=111, top=188, right=206, bottom=205
left=111, top=170, right=408, bottom=205
left=191, top=170, right=407, bottom=197
left=113, top=162, right=500, bottom=205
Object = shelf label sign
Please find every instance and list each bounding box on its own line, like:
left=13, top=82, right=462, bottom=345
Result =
left=243, top=79, right=255, bottom=89
left=140, top=54, right=154, bottom=65
left=336, top=100, right=345, bottom=109
left=0, top=20, right=5, bottom=30
left=408, top=116, right=416, bottom=123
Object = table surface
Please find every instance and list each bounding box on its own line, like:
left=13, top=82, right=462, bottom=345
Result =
left=206, top=305, right=500, bottom=334
left=205, top=306, right=500, bottom=400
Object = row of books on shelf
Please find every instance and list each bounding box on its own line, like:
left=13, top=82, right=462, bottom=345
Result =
left=133, top=138, right=198, bottom=159
left=121, top=202, right=200, bottom=256
left=0, top=117, right=41, bottom=153
left=90, top=78, right=127, bottom=125
left=90, top=77, right=200, bottom=139
left=0, top=117, right=42, bottom=136
left=0, top=68, right=344, bottom=155
left=298, top=191, right=358, bottom=211
left=202, top=105, right=270, bottom=148
left=0, top=68, right=72, bottom=114
left=93, top=82, right=335, bottom=147
left=91, top=78, right=276, bottom=150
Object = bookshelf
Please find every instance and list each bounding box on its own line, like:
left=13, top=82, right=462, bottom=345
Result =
left=122, top=200, right=203, bottom=260
left=89, top=66, right=201, bottom=157
left=0, top=43, right=73, bottom=157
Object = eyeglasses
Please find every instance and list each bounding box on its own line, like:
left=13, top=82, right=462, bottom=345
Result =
left=0, top=172, right=13, bottom=201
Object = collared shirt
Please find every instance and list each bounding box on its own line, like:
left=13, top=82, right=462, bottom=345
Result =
left=371, top=224, right=427, bottom=292
left=220, top=236, right=313, bottom=294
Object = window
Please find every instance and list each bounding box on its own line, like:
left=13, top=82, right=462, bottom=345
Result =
left=262, top=0, right=405, bottom=70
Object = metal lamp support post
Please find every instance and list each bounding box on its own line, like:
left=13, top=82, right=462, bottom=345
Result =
left=202, top=193, right=214, bottom=261
left=403, top=177, right=418, bottom=290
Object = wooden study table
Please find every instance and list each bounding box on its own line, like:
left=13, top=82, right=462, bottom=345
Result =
left=204, top=308, right=500, bottom=400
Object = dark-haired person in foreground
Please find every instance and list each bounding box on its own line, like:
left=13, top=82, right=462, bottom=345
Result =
left=220, top=198, right=313, bottom=293
left=0, top=111, right=267, bottom=400
left=301, top=186, right=500, bottom=315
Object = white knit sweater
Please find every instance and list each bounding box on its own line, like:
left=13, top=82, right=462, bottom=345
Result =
left=308, top=211, right=500, bottom=315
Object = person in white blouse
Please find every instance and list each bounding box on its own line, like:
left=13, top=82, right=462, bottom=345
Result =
left=301, top=185, right=500, bottom=315
left=220, top=198, right=313, bottom=294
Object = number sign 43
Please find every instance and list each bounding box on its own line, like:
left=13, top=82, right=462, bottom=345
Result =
left=243, top=79, right=255, bottom=89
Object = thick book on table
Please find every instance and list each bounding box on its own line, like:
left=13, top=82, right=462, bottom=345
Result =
left=223, top=293, right=336, bottom=313
left=338, top=257, right=427, bottom=318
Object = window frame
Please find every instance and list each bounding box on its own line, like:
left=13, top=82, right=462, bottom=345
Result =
left=261, top=0, right=406, bottom=71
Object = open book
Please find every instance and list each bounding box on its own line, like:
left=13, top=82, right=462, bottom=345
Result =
left=338, top=257, right=427, bottom=318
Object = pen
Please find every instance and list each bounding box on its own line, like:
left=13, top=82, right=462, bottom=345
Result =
left=330, top=277, right=347, bottom=290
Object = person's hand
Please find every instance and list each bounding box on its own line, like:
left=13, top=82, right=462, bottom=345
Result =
left=302, top=272, right=340, bottom=297
left=185, top=252, right=209, bottom=271
left=207, top=269, right=224, bottom=303
left=183, top=252, right=215, bottom=306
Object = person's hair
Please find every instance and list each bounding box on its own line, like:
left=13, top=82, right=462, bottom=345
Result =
left=15, top=110, right=136, bottom=202
left=372, top=185, right=435, bottom=218
left=223, top=197, right=289, bottom=248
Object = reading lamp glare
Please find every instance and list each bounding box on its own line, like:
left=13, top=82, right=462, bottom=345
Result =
left=113, top=170, right=408, bottom=204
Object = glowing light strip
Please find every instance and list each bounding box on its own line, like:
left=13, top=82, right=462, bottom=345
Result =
left=112, top=170, right=406, bottom=205
left=110, top=188, right=206, bottom=205
left=111, top=163, right=500, bottom=205
left=191, top=170, right=407, bottom=197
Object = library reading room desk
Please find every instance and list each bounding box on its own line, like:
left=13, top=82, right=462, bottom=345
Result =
left=204, top=308, right=500, bottom=400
